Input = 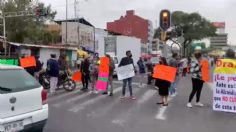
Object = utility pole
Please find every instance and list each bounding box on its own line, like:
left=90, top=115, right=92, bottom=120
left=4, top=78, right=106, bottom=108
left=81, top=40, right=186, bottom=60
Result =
left=3, top=16, right=6, bottom=56
left=65, top=0, right=68, bottom=44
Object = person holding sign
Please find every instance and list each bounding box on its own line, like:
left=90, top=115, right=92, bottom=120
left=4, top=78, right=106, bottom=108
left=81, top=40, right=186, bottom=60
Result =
left=187, top=52, right=205, bottom=108
left=118, top=50, right=136, bottom=100
left=102, top=54, right=115, bottom=96
left=47, top=54, right=59, bottom=94
left=155, top=57, right=171, bottom=106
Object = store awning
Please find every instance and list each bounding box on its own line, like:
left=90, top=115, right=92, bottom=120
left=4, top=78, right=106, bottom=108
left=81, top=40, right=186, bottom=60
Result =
left=77, top=49, right=88, bottom=58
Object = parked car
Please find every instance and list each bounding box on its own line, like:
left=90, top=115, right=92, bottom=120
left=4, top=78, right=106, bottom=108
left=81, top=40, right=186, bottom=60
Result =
left=0, top=64, right=48, bottom=132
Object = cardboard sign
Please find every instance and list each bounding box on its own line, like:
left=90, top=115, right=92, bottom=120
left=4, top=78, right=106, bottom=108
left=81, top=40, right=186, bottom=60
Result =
left=20, top=56, right=36, bottom=68
left=117, top=64, right=135, bottom=80
left=72, top=71, right=82, bottom=82
left=152, top=65, right=177, bottom=83
left=213, top=59, right=236, bottom=113
left=201, top=60, right=210, bottom=82
left=99, top=57, right=109, bottom=73
left=96, top=57, right=110, bottom=91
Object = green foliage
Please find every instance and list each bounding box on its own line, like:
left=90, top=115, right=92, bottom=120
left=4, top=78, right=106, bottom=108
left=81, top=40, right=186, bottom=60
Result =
left=172, top=11, right=216, bottom=41
left=154, top=11, right=216, bottom=56
left=1, top=0, right=58, bottom=44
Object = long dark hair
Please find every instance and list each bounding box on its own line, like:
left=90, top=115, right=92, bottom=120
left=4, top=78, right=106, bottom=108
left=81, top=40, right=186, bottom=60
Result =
left=160, top=57, right=168, bottom=66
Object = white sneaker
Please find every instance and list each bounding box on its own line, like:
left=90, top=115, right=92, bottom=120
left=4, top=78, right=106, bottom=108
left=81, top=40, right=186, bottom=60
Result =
left=187, top=103, right=193, bottom=108
left=195, top=102, right=204, bottom=107
left=171, top=93, right=177, bottom=97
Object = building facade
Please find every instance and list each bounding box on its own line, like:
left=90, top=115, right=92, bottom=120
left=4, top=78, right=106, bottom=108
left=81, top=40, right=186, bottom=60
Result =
left=107, top=10, right=153, bottom=44
left=210, top=22, right=228, bottom=50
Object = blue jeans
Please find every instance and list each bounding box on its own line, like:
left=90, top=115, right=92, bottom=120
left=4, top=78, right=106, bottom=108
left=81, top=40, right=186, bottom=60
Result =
left=122, top=78, right=133, bottom=96
left=169, top=75, right=179, bottom=95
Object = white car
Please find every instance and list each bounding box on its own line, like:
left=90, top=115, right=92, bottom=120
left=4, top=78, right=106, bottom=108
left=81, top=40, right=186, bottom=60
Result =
left=0, top=64, right=48, bottom=132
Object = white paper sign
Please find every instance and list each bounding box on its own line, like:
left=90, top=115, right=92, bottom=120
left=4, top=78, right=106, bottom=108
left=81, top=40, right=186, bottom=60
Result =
left=117, top=64, right=135, bottom=80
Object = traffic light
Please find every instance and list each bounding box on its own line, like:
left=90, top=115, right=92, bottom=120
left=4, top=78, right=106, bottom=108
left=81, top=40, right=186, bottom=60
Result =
left=160, top=10, right=171, bottom=31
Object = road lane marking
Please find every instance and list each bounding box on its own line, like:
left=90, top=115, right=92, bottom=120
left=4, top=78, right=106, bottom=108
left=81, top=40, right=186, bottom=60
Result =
left=48, top=89, right=81, bottom=102
left=138, top=90, right=156, bottom=104
left=52, top=92, right=91, bottom=108
left=155, top=96, right=175, bottom=120
left=155, top=106, right=167, bottom=120
left=86, top=87, right=143, bottom=118
left=68, top=87, right=122, bottom=113
left=113, top=81, right=147, bottom=87
left=111, top=89, right=156, bottom=126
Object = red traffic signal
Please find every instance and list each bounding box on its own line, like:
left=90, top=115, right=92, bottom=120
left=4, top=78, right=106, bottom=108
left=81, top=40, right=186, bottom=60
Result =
left=160, top=10, right=171, bottom=31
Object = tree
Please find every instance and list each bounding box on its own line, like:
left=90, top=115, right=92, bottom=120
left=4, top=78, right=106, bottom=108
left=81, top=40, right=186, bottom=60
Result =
left=172, top=11, right=216, bottom=56
left=0, top=0, right=57, bottom=44
left=154, top=11, right=216, bottom=57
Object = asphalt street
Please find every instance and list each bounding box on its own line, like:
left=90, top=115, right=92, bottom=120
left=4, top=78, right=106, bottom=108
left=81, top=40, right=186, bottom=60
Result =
left=43, top=75, right=236, bottom=132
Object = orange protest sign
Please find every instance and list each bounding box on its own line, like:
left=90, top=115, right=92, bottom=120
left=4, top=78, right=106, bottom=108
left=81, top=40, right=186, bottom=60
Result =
left=201, top=60, right=210, bottom=82
left=72, top=71, right=82, bottom=82
left=20, top=56, right=36, bottom=68
left=99, top=57, right=110, bottom=73
left=100, top=57, right=109, bottom=66
left=152, top=65, right=177, bottom=83
left=100, top=65, right=109, bottom=73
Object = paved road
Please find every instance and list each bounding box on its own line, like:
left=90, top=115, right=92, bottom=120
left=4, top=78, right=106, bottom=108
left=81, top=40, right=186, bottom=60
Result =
left=43, top=75, right=236, bottom=132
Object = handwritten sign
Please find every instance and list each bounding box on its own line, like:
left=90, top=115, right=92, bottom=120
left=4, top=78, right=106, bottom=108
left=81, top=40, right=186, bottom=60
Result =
left=20, top=56, right=36, bottom=68
left=152, top=65, right=177, bottom=83
left=117, top=64, right=135, bottom=80
left=213, top=59, right=236, bottom=113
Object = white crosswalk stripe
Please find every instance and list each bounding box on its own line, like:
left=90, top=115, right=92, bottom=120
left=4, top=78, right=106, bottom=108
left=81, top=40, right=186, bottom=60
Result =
left=86, top=87, right=143, bottom=118
left=52, top=92, right=91, bottom=108
left=48, top=88, right=81, bottom=102
left=68, top=87, right=122, bottom=113
left=111, top=89, right=156, bottom=126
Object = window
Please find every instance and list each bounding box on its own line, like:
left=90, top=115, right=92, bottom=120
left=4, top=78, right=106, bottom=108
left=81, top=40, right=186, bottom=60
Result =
left=0, top=69, right=41, bottom=94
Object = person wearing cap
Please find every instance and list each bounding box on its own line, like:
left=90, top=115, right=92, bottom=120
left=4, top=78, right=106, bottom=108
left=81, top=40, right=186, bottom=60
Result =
left=47, top=54, right=59, bottom=94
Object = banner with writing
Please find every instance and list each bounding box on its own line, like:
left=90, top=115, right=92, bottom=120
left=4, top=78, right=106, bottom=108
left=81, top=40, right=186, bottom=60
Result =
left=213, top=59, right=236, bottom=113
left=117, top=64, right=135, bottom=80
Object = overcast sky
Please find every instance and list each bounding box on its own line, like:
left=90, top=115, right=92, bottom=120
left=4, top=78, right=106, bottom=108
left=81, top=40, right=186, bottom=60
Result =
left=40, top=0, right=236, bottom=45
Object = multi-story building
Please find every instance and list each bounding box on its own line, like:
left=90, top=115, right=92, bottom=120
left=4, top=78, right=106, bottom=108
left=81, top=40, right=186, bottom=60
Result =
left=107, top=10, right=153, bottom=44
left=55, top=18, right=95, bottom=51
left=210, top=22, right=228, bottom=50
